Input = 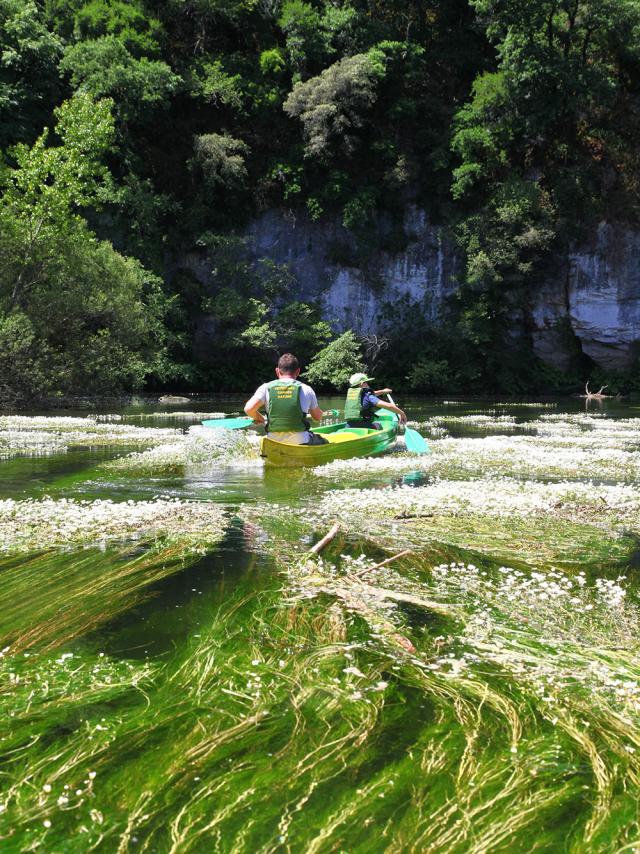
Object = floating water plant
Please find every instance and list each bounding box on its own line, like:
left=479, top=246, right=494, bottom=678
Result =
left=0, top=416, right=180, bottom=460
left=0, top=497, right=228, bottom=552
left=97, top=411, right=227, bottom=421
left=104, top=427, right=262, bottom=475
left=317, top=415, right=640, bottom=482
left=316, top=479, right=640, bottom=525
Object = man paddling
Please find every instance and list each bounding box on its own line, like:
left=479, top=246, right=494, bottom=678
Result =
left=344, top=372, right=407, bottom=429
left=244, top=353, right=329, bottom=445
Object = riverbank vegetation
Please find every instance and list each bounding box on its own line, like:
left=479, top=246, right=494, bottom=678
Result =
left=2, top=0, right=640, bottom=404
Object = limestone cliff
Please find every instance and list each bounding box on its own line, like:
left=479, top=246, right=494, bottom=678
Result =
left=531, top=223, right=640, bottom=370
left=244, top=206, right=459, bottom=333
left=187, top=209, right=640, bottom=372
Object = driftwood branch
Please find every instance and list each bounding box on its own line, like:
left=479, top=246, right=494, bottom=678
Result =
left=343, top=583, right=457, bottom=617
left=309, top=523, right=340, bottom=555
left=578, top=381, right=614, bottom=400
left=351, top=549, right=413, bottom=579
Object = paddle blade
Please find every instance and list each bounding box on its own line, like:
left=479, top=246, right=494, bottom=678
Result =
left=201, top=417, right=253, bottom=430
left=404, top=427, right=430, bottom=454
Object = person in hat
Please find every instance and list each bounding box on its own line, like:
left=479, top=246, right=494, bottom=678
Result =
left=344, top=373, right=407, bottom=429
left=244, top=352, right=329, bottom=445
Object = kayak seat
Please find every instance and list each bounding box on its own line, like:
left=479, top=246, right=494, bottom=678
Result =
left=325, top=428, right=375, bottom=443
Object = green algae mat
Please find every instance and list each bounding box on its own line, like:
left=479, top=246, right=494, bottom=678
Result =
left=2, top=398, right=640, bottom=851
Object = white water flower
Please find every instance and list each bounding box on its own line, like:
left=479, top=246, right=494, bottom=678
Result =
left=98, top=411, right=227, bottom=422
left=313, top=478, right=640, bottom=524
left=317, top=413, right=640, bottom=482
left=0, top=497, right=227, bottom=552
left=0, top=415, right=180, bottom=460
left=105, top=426, right=262, bottom=474
left=343, top=666, right=367, bottom=678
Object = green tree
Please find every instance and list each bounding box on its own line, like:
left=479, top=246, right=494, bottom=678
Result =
left=305, top=330, right=365, bottom=389
left=1, top=93, right=115, bottom=309
left=59, top=36, right=180, bottom=126
left=73, top=0, right=164, bottom=56
left=0, top=0, right=63, bottom=147
left=278, top=0, right=323, bottom=78
left=188, top=58, right=244, bottom=109
left=283, top=51, right=386, bottom=159
left=0, top=94, right=173, bottom=400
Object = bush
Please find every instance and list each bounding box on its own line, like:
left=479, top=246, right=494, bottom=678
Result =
left=0, top=313, right=55, bottom=405
left=283, top=53, right=384, bottom=159
left=305, top=331, right=365, bottom=389
left=406, top=358, right=453, bottom=392
left=191, top=134, right=249, bottom=189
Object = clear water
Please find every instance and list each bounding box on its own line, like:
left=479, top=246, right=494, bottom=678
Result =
left=1, top=394, right=640, bottom=851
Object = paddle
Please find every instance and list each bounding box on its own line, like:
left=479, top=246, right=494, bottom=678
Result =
left=387, top=395, right=430, bottom=455
left=201, top=416, right=253, bottom=430
left=202, top=409, right=341, bottom=431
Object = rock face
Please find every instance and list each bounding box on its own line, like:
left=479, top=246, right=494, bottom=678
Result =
left=531, top=222, right=640, bottom=370
left=188, top=206, right=459, bottom=361
left=187, top=208, right=640, bottom=372
left=244, top=206, right=459, bottom=332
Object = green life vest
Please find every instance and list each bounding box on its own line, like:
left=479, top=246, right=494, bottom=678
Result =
left=344, top=387, right=371, bottom=422
left=266, top=380, right=309, bottom=432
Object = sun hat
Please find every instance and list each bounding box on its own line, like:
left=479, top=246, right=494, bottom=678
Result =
left=349, top=372, right=375, bottom=387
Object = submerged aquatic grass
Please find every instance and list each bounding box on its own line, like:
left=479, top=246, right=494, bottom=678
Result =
left=3, top=556, right=635, bottom=853
left=3, top=406, right=640, bottom=850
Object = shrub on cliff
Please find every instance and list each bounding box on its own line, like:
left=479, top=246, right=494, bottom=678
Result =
left=283, top=52, right=385, bottom=159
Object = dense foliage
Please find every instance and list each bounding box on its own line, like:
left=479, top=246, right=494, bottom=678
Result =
left=1, top=0, right=639, bottom=401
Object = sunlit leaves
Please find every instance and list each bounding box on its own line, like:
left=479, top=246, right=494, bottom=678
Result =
left=73, top=0, right=165, bottom=57
left=284, top=53, right=385, bottom=159
left=190, top=58, right=244, bottom=108
left=305, top=330, right=366, bottom=389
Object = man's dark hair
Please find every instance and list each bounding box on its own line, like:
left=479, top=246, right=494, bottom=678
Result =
left=277, top=353, right=299, bottom=374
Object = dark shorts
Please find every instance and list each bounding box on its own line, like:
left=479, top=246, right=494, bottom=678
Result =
left=304, top=432, right=329, bottom=445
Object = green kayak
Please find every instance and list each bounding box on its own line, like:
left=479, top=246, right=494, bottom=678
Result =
left=260, top=410, right=398, bottom=467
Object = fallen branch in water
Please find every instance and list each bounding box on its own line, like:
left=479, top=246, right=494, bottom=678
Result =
left=394, top=511, right=434, bottom=520
left=578, top=382, right=615, bottom=400
left=298, top=527, right=423, bottom=652
left=309, top=523, right=340, bottom=555
left=351, top=549, right=413, bottom=579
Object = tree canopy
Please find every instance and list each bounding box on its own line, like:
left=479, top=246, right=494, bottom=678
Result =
left=1, top=0, right=639, bottom=401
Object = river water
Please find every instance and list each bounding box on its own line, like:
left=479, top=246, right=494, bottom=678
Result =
left=1, top=395, right=640, bottom=851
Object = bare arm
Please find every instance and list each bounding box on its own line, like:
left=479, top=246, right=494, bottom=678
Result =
left=375, top=399, right=407, bottom=423
left=244, top=396, right=266, bottom=425
left=309, top=405, right=323, bottom=422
